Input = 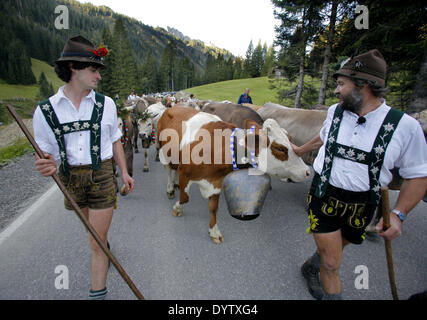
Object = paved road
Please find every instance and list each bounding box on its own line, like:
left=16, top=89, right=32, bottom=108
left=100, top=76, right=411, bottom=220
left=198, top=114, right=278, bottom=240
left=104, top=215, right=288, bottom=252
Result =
left=0, top=147, right=426, bottom=300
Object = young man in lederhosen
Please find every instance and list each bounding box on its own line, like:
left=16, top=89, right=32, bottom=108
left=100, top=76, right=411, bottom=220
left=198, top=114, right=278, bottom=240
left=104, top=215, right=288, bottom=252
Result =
left=33, top=35, right=134, bottom=300
left=292, top=49, right=427, bottom=300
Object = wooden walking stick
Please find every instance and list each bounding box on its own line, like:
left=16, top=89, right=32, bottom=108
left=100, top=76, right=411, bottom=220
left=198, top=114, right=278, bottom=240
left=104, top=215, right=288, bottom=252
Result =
left=380, top=187, right=399, bottom=300
left=7, top=104, right=145, bottom=300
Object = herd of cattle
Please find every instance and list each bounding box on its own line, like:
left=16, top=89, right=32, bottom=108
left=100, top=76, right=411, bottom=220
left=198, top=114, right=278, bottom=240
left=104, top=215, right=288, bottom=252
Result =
left=117, top=94, right=427, bottom=243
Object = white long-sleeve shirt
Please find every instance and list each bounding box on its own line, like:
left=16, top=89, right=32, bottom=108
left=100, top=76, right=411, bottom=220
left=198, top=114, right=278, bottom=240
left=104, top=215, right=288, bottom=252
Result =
left=313, top=101, right=427, bottom=192
left=33, top=86, right=122, bottom=166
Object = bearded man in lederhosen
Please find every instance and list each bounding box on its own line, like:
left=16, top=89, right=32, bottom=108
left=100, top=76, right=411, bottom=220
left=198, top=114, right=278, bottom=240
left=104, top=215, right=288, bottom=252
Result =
left=33, top=35, right=134, bottom=300
left=293, top=49, right=427, bottom=300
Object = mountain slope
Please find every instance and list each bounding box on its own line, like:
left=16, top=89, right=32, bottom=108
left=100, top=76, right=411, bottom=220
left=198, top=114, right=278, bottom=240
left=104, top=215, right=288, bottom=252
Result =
left=0, top=0, right=233, bottom=76
left=0, top=58, right=64, bottom=100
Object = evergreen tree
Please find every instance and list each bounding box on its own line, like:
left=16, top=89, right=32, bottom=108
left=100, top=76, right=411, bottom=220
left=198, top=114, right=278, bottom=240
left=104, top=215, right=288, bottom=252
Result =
left=37, top=71, right=54, bottom=101
left=158, top=40, right=178, bottom=91
left=332, top=0, right=426, bottom=111
left=98, top=26, right=114, bottom=97
left=141, top=51, right=158, bottom=93
left=225, top=57, right=234, bottom=80
left=251, top=40, right=265, bottom=77
left=272, top=0, right=324, bottom=108
left=262, top=45, right=276, bottom=77
left=158, top=50, right=169, bottom=91
left=243, top=40, right=254, bottom=78
left=5, top=39, right=36, bottom=85
left=110, top=17, right=137, bottom=99
left=233, top=57, right=244, bottom=79
left=203, top=54, right=217, bottom=84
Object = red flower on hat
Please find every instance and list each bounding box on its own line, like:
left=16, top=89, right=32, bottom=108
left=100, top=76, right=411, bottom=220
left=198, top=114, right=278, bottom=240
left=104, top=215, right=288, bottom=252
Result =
left=89, top=46, right=109, bottom=57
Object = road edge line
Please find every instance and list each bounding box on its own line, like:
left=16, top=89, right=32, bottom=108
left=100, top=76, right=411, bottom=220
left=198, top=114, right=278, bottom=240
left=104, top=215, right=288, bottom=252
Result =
left=0, top=184, right=58, bottom=246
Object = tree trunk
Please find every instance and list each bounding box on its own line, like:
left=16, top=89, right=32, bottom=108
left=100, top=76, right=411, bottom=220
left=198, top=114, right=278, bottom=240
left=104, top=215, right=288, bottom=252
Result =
left=294, top=7, right=307, bottom=109
left=294, top=49, right=306, bottom=109
left=318, top=0, right=338, bottom=106
left=16, top=0, right=24, bottom=18
left=407, top=49, right=427, bottom=114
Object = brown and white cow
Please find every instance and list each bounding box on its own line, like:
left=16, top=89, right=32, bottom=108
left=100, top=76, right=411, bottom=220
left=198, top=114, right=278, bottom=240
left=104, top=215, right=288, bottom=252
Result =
left=136, top=102, right=167, bottom=172
left=117, top=112, right=135, bottom=195
left=157, top=105, right=310, bottom=244
left=131, top=98, right=150, bottom=153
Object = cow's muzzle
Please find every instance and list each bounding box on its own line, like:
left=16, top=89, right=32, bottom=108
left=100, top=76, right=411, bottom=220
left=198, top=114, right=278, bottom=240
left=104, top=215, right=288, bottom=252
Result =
left=139, top=134, right=152, bottom=148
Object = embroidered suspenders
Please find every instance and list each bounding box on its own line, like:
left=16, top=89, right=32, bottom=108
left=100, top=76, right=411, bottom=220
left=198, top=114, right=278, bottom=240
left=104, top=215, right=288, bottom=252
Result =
left=315, top=106, right=404, bottom=206
left=38, top=92, right=105, bottom=176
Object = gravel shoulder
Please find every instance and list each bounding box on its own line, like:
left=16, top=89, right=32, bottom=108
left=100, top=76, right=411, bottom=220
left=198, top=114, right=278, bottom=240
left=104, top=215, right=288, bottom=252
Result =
left=0, top=119, right=54, bottom=232
left=0, top=152, right=54, bottom=232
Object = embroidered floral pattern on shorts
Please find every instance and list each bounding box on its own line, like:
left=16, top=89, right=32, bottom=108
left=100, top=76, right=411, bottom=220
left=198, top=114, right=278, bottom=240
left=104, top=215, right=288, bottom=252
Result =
left=306, top=209, right=319, bottom=234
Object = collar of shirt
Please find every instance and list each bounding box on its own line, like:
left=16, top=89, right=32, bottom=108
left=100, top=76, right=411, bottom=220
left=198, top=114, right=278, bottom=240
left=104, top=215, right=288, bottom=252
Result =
left=337, top=100, right=390, bottom=153
left=51, top=85, right=96, bottom=107
left=49, top=86, right=97, bottom=123
left=343, top=99, right=387, bottom=125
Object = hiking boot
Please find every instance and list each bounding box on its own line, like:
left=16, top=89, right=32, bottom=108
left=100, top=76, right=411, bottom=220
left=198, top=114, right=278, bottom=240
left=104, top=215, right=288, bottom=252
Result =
left=408, top=289, right=427, bottom=300
left=301, top=255, right=325, bottom=300
left=322, top=293, right=343, bottom=300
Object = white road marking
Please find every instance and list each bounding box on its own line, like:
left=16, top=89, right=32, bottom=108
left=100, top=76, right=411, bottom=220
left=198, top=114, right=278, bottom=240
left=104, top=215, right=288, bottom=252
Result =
left=0, top=184, right=58, bottom=247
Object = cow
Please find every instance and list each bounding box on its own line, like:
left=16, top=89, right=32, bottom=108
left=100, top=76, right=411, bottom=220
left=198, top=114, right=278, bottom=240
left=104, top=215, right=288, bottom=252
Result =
left=131, top=98, right=151, bottom=153
left=162, top=95, right=176, bottom=108
left=157, top=105, right=311, bottom=244
left=144, top=95, right=159, bottom=106
left=257, top=102, right=327, bottom=166
left=137, top=102, right=167, bottom=172
left=202, top=102, right=264, bottom=129
left=242, top=103, right=264, bottom=112
left=117, top=112, right=135, bottom=195
left=196, top=99, right=212, bottom=110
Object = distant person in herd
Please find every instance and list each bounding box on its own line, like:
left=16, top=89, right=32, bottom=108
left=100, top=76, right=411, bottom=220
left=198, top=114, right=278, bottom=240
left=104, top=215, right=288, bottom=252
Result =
left=293, top=49, right=427, bottom=300
left=33, top=35, right=134, bottom=300
left=237, top=88, right=253, bottom=105
left=128, top=89, right=138, bottom=101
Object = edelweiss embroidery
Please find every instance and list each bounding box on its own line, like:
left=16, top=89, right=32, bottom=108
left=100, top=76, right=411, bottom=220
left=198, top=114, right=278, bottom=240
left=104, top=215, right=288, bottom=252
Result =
left=38, top=93, right=105, bottom=175
left=315, top=106, right=404, bottom=206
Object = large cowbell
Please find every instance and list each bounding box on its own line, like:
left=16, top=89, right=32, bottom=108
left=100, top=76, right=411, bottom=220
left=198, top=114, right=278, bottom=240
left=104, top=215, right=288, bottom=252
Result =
left=222, top=169, right=271, bottom=221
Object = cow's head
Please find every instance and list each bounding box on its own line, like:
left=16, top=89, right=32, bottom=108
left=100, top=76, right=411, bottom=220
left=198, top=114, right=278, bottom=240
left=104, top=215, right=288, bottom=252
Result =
left=137, top=111, right=157, bottom=149
left=245, top=119, right=310, bottom=182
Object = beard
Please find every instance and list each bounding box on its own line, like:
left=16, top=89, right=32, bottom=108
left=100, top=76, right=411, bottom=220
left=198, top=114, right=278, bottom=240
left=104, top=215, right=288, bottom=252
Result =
left=338, top=87, right=364, bottom=114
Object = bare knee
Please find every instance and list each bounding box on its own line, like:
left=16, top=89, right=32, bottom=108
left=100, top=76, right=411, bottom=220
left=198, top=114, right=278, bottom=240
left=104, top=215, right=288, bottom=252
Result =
left=88, top=236, right=107, bottom=253
left=319, top=251, right=341, bottom=273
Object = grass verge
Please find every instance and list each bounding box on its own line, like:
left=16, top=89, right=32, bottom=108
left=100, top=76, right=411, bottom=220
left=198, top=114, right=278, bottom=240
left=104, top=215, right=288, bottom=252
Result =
left=0, top=137, right=33, bottom=165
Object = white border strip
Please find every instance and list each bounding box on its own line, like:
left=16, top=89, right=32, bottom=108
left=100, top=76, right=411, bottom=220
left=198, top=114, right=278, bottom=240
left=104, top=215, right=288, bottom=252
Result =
left=0, top=184, right=58, bottom=246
